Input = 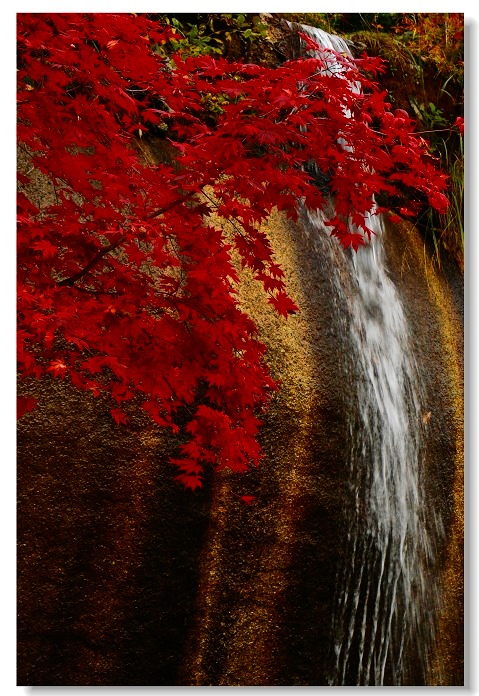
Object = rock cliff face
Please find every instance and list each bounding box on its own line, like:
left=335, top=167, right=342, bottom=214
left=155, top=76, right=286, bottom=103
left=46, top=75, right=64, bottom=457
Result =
left=18, top=205, right=463, bottom=685
left=17, top=15, right=463, bottom=686
left=382, top=219, right=464, bottom=686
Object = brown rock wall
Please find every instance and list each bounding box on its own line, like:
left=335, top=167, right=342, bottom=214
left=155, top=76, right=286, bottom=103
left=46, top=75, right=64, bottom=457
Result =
left=17, top=211, right=463, bottom=685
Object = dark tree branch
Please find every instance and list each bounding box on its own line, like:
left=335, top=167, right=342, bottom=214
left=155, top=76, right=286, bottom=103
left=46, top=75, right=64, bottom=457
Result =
left=146, top=190, right=197, bottom=219
left=57, top=190, right=202, bottom=288
left=57, top=235, right=126, bottom=286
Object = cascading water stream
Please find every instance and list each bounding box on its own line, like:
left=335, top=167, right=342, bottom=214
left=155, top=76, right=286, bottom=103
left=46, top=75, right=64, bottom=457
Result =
left=295, top=24, right=444, bottom=685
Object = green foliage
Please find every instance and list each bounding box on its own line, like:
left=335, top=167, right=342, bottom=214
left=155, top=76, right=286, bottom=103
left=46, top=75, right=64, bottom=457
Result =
left=441, top=137, right=464, bottom=265
left=409, top=99, right=448, bottom=130
left=160, top=14, right=268, bottom=58
left=221, top=13, right=268, bottom=42
left=278, top=13, right=345, bottom=34
left=164, top=16, right=224, bottom=56
left=280, top=13, right=414, bottom=35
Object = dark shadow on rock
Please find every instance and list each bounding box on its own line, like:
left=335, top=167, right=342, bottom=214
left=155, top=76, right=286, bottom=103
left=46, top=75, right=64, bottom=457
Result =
left=17, top=379, right=212, bottom=685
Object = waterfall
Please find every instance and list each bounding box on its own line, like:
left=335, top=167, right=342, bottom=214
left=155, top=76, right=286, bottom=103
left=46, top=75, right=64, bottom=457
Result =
left=295, top=25, right=444, bottom=685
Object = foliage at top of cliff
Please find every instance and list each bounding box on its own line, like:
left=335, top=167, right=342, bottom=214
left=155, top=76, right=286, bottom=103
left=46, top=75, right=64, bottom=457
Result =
left=280, top=13, right=464, bottom=266
left=280, top=14, right=463, bottom=102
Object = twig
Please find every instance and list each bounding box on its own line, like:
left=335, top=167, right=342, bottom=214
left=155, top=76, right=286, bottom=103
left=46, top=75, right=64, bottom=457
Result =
left=146, top=190, right=197, bottom=218
left=57, top=190, right=202, bottom=287
left=57, top=235, right=126, bottom=286
left=414, top=128, right=454, bottom=135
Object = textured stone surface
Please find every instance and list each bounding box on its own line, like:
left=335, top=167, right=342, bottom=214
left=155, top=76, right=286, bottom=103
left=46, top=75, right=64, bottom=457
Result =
left=17, top=211, right=463, bottom=685
left=180, top=208, right=352, bottom=685
left=383, top=220, right=464, bottom=685
left=17, top=381, right=212, bottom=685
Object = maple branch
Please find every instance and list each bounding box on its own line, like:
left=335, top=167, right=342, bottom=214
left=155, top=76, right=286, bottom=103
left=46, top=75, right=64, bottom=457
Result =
left=57, top=235, right=126, bottom=287
left=146, top=190, right=198, bottom=219
left=57, top=193, right=202, bottom=288
left=200, top=190, right=249, bottom=243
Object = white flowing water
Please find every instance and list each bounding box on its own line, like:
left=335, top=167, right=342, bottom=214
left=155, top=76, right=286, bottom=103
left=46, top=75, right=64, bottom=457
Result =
left=295, top=25, right=443, bottom=685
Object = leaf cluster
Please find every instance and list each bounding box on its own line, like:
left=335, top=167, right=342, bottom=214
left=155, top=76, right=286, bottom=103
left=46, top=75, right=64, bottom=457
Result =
left=17, top=13, right=450, bottom=488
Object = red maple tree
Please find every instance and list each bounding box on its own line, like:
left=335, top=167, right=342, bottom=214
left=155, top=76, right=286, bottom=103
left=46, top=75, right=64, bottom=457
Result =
left=17, top=13, right=449, bottom=489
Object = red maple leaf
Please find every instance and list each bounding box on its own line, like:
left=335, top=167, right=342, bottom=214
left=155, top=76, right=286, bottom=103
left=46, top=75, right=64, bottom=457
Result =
left=33, top=239, right=58, bottom=258
left=268, top=292, right=299, bottom=318
left=46, top=360, right=68, bottom=378
left=110, top=408, right=128, bottom=426
left=17, top=395, right=37, bottom=419
left=238, top=495, right=256, bottom=505
left=454, top=116, right=464, bottom=135
left=175, top=473, right=203, bottom=491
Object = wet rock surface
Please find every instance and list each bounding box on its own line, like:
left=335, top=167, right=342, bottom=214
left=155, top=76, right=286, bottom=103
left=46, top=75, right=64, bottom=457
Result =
left=383, top=219, right=464, bottom=685
left=17, top=213, right=463, bottom=686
